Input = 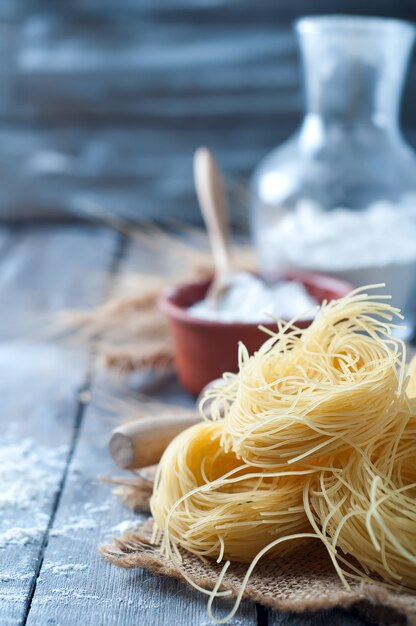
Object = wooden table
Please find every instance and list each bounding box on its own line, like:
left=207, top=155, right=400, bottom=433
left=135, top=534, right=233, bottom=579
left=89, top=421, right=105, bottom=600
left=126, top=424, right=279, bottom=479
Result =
left=0, top=225, right=378, bottom=626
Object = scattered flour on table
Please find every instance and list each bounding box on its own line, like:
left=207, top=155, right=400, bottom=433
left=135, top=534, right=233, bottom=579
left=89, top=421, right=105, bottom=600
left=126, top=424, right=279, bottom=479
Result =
left=33, top=589, right=102, bottom=605
left=50, top=517, right=97, bottom=537
left=0, top=436, right=67, bottom=549
left=111, top=520, right=139, bottom=534
left=43, top=562, right=89, bottom=576
left=0, top=437, right=63, bottom=550
left=0, top=592, right=28, bottom=603
left=0, top=438, right=67, bottom=510
left=83, top=502, right=111, bottom=514
left=46, top=499, right=114, bottom=538
left=0, top=572, right=31, bottom=582
left=0, top=525, right=45, bottom=549
left=33, top=590, right=135, bottom=607
left=48, top=501, right=113, bottom=537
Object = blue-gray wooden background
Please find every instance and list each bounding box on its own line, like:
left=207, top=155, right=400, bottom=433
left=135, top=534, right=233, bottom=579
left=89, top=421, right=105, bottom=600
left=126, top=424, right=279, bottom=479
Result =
left=1, top=0, right=415, bottom=223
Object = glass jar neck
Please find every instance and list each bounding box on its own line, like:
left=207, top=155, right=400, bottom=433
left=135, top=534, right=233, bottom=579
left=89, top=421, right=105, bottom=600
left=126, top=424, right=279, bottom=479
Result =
left=297, top=16, right=415, bottom=133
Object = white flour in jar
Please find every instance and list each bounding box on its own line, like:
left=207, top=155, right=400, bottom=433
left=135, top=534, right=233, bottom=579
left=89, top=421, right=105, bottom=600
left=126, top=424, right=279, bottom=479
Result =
left=259, top=197, right=416, bottom=317
left=188, top=272, right=318, bottom=323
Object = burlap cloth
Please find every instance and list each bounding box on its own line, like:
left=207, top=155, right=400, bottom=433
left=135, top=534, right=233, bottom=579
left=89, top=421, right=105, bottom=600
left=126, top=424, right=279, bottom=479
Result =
left=101, top=477, right=416, bottom=626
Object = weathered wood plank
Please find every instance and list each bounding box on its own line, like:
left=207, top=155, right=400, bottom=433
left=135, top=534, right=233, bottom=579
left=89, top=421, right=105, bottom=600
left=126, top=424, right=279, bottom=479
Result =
left=268, top=607, right=375, bottom=625
left=0, top=124, right=296, bottom=223
left=0, top=1, right=412, bottom=224
left=15, top=18, right=299, bottom=116
left=12, top=14, right=416, bottom=125
left=22, top=0, right=412, bottom=17
left=0, top=227, right=117, bottom=626
left=24, top=232, right=255, bottom=624
left=4, top=118, right=416, bottom=224
left=0, top=227, right=12, bottom=255
left=0, top=3, right=414, bottom=222
left=25, top=368, right=257, bottom=626
left=0, top=226, right=118, bottom=336
left=24, top=236, right=371, bottom=626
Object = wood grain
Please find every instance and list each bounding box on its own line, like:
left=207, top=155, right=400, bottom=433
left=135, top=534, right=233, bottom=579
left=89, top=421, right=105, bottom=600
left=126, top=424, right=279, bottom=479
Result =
left=22, top=231, right=256, bottom=625
left=0, top=225, right=413, bottom=625
left=0, top=0, right=413, bottom=221
left=0, top=226, right=117, bottom=337
left=0, top=227, right=117, bottom=625
left=267, top=608, right=374, bottom=626
left=25, top=369, right=257, bottom=626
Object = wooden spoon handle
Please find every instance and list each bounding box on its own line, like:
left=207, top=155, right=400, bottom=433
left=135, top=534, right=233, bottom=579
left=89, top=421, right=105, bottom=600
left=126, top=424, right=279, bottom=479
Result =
left=193, top=147, right=231, bottom=277
left=109, top=413, right=201, bottom=470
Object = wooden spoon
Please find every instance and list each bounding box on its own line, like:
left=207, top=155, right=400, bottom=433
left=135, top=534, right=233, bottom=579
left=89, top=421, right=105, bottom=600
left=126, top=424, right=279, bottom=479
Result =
left=193, top=147, right=235, bottom=306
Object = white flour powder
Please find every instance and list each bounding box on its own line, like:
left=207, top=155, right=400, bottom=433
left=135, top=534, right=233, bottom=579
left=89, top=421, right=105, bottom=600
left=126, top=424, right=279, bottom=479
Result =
left=0, top=522, right=47, bottom=549
left=50, top=517, right=98, bottom=537
left=188, top=272, right=318, bottom=323
left=0, top=437, right=67, bottom=549
left=263, top=199, right=416, bottom=271
left=260, top=198, right=416, bottom=316
left=111, top=520, right=139, bottom=534
left=0, top=439, right=66, bottom=511
left=43, top=562, right=89, bottom=575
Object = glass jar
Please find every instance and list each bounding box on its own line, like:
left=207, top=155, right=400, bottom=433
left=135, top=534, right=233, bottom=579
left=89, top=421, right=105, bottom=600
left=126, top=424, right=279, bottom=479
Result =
left=251, top=16, right=416, bottom=337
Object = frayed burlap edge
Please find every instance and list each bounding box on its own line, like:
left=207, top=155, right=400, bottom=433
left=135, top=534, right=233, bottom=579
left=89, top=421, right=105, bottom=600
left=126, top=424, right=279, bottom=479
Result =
left=102, top=474, right=154, bottom=513
left=100, top=518, right=416, bottom=626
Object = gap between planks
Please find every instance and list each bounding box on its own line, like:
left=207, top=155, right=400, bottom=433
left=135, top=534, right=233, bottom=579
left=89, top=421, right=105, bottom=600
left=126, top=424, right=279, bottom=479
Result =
left=21, top=232, right=129, bottom=626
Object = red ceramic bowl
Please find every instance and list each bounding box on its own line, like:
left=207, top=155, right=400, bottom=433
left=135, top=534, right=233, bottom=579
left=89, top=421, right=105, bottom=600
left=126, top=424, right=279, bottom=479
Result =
left=159, top=272, right=352, bottom=395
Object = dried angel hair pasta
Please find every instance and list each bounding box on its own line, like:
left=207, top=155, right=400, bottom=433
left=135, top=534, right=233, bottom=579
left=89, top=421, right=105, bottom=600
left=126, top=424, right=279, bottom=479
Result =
left=150, top=421, right=313, bottom=566
left=203, top=286, right=406, bottom=469
left=306, top=408, right=416, bottom=592
left=138, top=287, right=416, bottom=624
left=406, top=354, right=416, bottom=398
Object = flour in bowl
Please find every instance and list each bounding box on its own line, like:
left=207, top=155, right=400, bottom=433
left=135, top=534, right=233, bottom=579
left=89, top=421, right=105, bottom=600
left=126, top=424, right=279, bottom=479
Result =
left=188, top=272, right=318, bottom=323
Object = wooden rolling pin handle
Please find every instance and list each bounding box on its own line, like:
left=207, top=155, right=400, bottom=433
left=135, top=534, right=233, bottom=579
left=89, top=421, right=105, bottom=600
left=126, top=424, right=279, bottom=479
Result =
left=109, top=413, right=200, bottom=470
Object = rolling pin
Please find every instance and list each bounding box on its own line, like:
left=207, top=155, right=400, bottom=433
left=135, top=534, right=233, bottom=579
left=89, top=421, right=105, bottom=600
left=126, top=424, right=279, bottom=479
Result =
left=109, top=379, right=223, bottom=470
left=109, top=412, right=201, bottom=470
